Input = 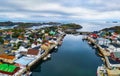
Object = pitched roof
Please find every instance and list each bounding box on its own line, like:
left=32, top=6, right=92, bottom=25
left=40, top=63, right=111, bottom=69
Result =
left=27, top=49, right=39, bottom=55
left=111, top=43, right=120, bottom=48
left=14, top=56, right=35, bottom=66
left=7, top=31, right=13, bottom=35
left=0, top=54, right=15, bottom=60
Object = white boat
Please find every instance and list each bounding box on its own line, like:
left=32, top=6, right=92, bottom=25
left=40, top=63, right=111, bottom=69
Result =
left=55, top=46, right=58, bottom=49
left=43, top=57, right=47, bottom=60
left=88, top=41, right=91, bottom=44
left=93, top=45, right=97, bottom=48
left=47, top=54, right=51, bottom=58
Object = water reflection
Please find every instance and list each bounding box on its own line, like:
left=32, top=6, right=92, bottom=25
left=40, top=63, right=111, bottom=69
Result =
left=32, top=35, right=103, bottom=76
left=32, top=49, right=58, bottom=73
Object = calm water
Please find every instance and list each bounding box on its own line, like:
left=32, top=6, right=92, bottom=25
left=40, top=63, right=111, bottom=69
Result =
left=77, top=21, right=120, bottom=32
left=32, top=35, right=103, bottom=76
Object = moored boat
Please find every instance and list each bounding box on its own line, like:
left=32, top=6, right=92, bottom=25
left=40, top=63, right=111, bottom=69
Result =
left=47, top=54, right=51, bottom=58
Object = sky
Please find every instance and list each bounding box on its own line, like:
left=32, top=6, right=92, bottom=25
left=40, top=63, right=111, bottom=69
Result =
left=0, top=0, right=120, bottom=22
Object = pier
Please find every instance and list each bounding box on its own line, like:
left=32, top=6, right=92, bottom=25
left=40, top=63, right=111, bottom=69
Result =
left=0, top=28, right=66, bottom=76
left=14, top=33, right=66, bottom=76
left=84, top=35, right=120, bottom=76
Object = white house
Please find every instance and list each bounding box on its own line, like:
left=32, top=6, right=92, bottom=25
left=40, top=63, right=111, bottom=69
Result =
left=107, top=44, right=120, bottom=52
left=17, top=46, right=28, bottom=53
left=96, top=38, right=111, bottom=46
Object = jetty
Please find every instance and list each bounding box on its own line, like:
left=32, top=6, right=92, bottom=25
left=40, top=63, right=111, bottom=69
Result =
left=83, top=31, right=120, bottom=76
left=14, top=33, right=65, bottom=76
left=0, top=27, right=66, bottom=76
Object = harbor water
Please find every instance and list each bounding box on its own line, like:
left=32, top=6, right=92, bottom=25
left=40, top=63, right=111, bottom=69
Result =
left=32, top=35, right=103, bottom=76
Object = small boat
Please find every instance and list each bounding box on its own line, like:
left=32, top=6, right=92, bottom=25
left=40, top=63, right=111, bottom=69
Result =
left=55, top=46, right=58, bottom=49
left=43, top=54, right=51, bottom=60
left=43, top=57, right=47, bottom=60
left=88, top=41, right=91, bottom=44
left=26, top=72, right=32, bottom=76
left=29, top=72, right=32, bottom=76
left=47, top=54, right=51, bottom=58
left=93, top=45, right=97, bottom=48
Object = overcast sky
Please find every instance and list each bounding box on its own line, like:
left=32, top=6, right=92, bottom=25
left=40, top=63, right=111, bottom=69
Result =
left=0, top=0, right=120, bottom=22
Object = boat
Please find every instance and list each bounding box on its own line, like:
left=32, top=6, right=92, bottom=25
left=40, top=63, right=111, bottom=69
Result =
left=88, top=41, right=91, bottom=44
left=93, top=45, right=97, bottom=48
left=55, top=46, right=58, bottom=49
left=43, top=57, right=47, bottom=60
left=47, top=54, right=51, bottom=58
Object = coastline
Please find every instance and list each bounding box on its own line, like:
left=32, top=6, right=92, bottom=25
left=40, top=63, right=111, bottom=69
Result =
left=0, top=21, right=119, bottom=75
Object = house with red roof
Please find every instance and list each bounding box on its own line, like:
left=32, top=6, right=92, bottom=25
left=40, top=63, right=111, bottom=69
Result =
left=27, top=49, right=40, bottom=57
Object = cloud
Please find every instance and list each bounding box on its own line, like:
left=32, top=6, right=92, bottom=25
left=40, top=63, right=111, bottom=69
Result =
left=0, top=0, right=119, bottom=21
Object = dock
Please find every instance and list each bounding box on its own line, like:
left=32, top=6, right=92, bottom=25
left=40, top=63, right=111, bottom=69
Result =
left=14, top=33, right=66, bottom=76
left=86, top=36, right=112, bottom=67
left=85, top=35, right=120, bottom=76
left=0, top=28, right=66, bottom=76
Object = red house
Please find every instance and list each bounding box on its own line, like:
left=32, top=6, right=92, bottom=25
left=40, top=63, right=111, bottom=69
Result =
left=90, top=33, right=98, bottom=38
